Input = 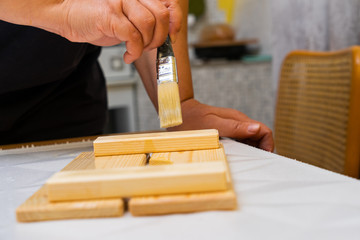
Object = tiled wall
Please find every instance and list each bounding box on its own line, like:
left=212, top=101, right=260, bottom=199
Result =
left=136, top=61, right=275, bottom=132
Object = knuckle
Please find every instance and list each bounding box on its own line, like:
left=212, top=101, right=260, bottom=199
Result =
left=231, top=121, right=244, bottom=132
left=142, top=15, right=155, bottom=29
left=129, top=28, right=141, bottom=42
left=157, top=8, right=170, bottom=21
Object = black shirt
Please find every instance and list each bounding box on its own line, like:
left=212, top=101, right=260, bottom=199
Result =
left=0, top=21, right=108, bottom=145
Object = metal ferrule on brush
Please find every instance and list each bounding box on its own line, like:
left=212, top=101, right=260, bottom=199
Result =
left=156, top=35, right=178, bottom=84
left=157, top=56, right=178, bottom=84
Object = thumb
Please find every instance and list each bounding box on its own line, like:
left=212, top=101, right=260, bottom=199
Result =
left=208, top=115, right=261, bottom=139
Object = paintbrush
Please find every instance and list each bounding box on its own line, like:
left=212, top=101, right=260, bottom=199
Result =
left=156, top=35, right=183, bottom=128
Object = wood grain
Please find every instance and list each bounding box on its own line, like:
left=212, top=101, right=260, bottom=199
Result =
left=95, top=154, right=147, bottom=169
left=46, top=162, right=228, bottom=202
left=16, top=152, right=146, bottom=222
left=129, top=146, right=237, bottom=216
left=93, top=129, right=219, bottom=156
left=149, top=147, right=226, bottom=165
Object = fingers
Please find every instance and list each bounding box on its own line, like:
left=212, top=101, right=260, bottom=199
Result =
left=109, top=0, right=182, bottom=62
left=213, top=106, right=274, bottom=151
left=162, top=0, right=182, bottom=43
left=257, top=125, right=274, bottom=152
left=122, top=0, right=156, bottom=48
left=110, top=16, right=144, bottom=63
left=139, top=0, right=169, bottom=49
left=59, top=0, right=182, bottom=62
left=240, top=123, right=274, bottom=152
left=134, top=0, right=182, bottom=49
left=216, top=117, right=274, bottom=152
left=114, top=0, right=182, bottom=62
left=174, top=100, right=274, bottom=152
left=204, top=115, right=261, bottom=140
left=204, top=106, right=274, bottom=151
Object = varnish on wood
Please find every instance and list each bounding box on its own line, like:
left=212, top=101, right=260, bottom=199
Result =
left=129, top=146, right=237, bottom=216
left=93, top=129, right=219, bottom=156
left=16, top=152, right=146, bottom=222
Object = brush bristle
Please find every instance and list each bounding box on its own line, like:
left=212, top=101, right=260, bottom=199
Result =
left=158, top=81, right=183, bottom=128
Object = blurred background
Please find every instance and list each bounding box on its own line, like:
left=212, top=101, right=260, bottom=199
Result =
left=99, top=0, right=360, bottom=134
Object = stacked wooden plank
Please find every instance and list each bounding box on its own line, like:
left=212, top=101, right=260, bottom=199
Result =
left=16, top=129, right=237, bottom=222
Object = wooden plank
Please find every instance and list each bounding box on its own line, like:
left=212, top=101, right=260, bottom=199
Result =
left=46, top=162, right=228, bottom=202
left=62, top=152, right=95, bottom=170
left=129, top=191, right=237, bottom=216
left=16, top=187, right=123, bottom=222
left=16, top=152, right=146, bottom=222
left=129, top=146, right=237, bottom=216
left=93, top=129, right=219, bottom=156
left=95, top=154, right=147, bottom=169
left=149, top=147, right=226, bottom=165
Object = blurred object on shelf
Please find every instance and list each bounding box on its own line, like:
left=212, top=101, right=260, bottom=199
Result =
left=245, top=42, right=261, bottom=55
left=192, top=36, right=258, bottom=61
left=199, top=23, right=235, bottom=43
left=242, top=55, right=272, bottom=63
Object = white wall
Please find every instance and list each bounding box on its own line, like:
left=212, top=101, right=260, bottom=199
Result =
left=271, top=0, right=360, bottom=91
left=233, top=0, right=272, bottom=55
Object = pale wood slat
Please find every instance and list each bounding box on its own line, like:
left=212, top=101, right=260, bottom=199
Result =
left=16, top=152, right=146, bottom=222
left=129, top=146, right=237, bottom=216
left=46, top=162, right=228, bottom=202
left=93, top=129, right=219, bottom=156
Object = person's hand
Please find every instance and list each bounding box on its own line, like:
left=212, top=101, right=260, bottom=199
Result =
left=168, top=99, right=274, bottom=152
left=56, top=0, right=182, bottom=63
left=1, top=0, right=182, bottom=63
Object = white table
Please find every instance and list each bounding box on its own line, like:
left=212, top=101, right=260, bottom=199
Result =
left=1, top=139, right=360, bottom=240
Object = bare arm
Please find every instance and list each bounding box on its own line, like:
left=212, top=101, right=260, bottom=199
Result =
left=134, top=0, right=274, bottom=151
left=0, top=0, right=182, bottom=63
left=0, top=0, right=274, bottom=151
left=134, top=0, right=192, bottom=111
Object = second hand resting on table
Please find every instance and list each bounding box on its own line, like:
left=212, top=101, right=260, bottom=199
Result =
left=0, top=0, right=274, bottom=151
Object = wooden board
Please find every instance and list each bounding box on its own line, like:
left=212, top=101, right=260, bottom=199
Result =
left=46, top=162, right=228, bottom=202
left=95, top=154, right=147, bottom=169
left=93, top=129, right=219, bottom=156
left=129, top=146, right=237, bottom=216
left=149, top=147, right=226, bottom=165
left=16, top=152, right=146, bottom=222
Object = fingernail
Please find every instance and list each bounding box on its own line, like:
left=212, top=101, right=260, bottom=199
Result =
left=248, top=124, right=260, bottom=133
left=170, top=33, right=177, bottom=44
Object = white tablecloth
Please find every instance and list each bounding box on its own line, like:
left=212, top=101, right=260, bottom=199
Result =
left=1, top=139, right=360, bottom=240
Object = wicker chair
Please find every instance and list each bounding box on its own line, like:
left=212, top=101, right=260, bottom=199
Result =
left=274, top=47, right=360, bottom=178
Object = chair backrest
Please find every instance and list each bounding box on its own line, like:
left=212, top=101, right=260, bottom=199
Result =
left=274, top=47, right=360, bottom=178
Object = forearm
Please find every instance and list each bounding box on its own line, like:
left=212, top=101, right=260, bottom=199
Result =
left=0, top=0, right=64, bottom=35
left=134, top=0, right=193, bottom=111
